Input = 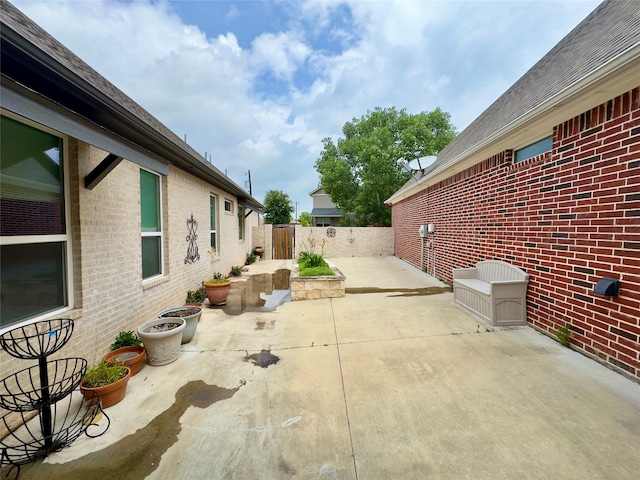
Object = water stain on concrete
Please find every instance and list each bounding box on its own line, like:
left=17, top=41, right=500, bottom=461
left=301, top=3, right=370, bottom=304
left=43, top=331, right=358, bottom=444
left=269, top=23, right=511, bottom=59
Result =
left=346, top=286, right=451, bottom=297
left=221, top=269, right=291, bottom=315
left=13, top=381, right=240, bottom=480
left=243, top=350, right=280, bottom=368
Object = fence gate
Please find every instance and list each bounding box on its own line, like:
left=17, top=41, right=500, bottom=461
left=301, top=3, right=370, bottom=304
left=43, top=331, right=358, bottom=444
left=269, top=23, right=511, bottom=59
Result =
left=272, top=225, right=294, bottom=259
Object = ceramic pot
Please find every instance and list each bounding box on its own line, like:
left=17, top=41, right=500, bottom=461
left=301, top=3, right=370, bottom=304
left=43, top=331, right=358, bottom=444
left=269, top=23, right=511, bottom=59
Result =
left=137, top=318, right=186, bottom=366
left=158, top=306, right=202, bottom=344
left=103, top=346, right=146, bottom=376
left=204, top=281, right=231, bottom=306
left=80, top=367, right=131, bottom=409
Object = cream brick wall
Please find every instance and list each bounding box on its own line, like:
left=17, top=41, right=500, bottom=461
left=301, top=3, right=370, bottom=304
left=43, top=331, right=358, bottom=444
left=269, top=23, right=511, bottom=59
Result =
left=1, top=140, right=257, bottom=377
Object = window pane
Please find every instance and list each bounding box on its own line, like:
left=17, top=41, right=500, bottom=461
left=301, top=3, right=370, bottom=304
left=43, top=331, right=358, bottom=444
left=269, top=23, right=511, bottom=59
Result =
left=515, top=136, right=552, bottom=163
left=0, top=242, right=67, bottom=328
left=210, top=232, right=216, bottom=249
left=210, top=196, right=216, bottom=229
left=238, top=206, right=244, bottom=240
left=1, top=115, right=64, bottom=236
left=140, top=170, right=160, bottom=232
left=142, top=236, right=161, bottom=278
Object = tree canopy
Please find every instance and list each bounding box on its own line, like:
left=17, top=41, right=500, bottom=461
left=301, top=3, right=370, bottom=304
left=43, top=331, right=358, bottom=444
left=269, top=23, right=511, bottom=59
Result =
left=314, top=106, right=456, bottom=226
left=263, top=189, right=294, bottom=224
left=298, top=212, right=312, bottom=226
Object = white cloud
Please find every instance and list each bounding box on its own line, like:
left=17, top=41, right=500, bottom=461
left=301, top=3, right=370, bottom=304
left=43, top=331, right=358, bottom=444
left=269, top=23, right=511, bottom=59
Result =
left=12, top=0, right=600, bottom=214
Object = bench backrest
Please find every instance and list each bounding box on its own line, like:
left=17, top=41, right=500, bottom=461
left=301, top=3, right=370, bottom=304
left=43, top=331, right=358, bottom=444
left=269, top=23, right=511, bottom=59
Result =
left=476, top=260, right=528, bottom=282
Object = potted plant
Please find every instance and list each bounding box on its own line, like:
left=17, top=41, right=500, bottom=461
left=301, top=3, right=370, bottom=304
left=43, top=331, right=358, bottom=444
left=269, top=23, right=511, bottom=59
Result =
left=204, top=248, right=231, bottom=306
left=245, top=252, right=257, bottom=265
left=80, top=361, right=131, bottom=408
left=185, top=285, right=206, bottom=306
left=137, top=318, right=186, bottom=366
left=253, top=246, right=264, bottom=259
left=103, top=331, right=146, bottom=376
left=158, top=306, right=202, bottom=344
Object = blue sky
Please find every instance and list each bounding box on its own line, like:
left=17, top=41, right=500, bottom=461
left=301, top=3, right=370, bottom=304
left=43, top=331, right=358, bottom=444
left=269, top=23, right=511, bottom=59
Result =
left=13, top=0, right=600, bottom=216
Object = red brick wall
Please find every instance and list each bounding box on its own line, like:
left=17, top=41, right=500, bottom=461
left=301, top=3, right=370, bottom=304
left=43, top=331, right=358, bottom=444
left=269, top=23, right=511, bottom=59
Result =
left=392, top=87, right=640, bottom=380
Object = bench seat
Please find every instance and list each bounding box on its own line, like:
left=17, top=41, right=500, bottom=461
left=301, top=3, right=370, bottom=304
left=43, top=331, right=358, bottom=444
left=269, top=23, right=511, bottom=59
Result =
left=453, top=260, right=529, bottom=326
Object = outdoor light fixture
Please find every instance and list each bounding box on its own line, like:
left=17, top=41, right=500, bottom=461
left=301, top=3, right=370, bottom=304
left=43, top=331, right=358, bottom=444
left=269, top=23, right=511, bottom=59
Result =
left=593, top=277, right=620, bottom=297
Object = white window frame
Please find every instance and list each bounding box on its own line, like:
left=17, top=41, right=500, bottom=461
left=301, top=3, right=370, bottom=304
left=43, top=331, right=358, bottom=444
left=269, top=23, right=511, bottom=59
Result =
left=210, top=194, right=218, bottom=252
left=514, top=135, right=553, bottom=163
left=140, top=168, right=164, bottom=281
left=0, top=111, right=73, bottom=333
left=224, top=198, right=233, bottom=214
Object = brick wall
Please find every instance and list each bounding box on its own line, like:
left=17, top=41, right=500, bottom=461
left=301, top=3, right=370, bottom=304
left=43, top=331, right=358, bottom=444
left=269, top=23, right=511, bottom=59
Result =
left=392, top=87, right=640, bottom=380
left=1, top=139, right=256, bottom=376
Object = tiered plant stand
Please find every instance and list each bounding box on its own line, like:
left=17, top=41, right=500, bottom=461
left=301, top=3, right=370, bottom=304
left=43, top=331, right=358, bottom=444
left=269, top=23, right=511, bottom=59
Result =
left=0, top=319, right=110, bottom=476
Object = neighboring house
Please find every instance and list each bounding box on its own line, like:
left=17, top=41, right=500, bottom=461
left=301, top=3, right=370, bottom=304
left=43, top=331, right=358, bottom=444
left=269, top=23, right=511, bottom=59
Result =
left=309, top=187, right=344, bottom=227
left=386, top=0, right=640, bottom=380
left=0, top=0, right=262, bottom=367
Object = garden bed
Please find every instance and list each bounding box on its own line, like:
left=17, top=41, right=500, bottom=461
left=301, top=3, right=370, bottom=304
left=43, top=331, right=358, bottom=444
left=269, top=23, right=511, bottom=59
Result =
left=290, top=261, right=346, bottom=301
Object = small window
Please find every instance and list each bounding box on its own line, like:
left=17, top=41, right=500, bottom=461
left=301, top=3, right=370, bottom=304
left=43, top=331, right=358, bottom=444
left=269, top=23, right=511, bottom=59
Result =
left=140, top=169, right=163, bottom=279
left=224, top=199, right=233, bottom=213
left=210, top=195, right=217, bottom=250
left=316, top=217, right=332, bottom=227
left=515, top=136, right=552, bottom=163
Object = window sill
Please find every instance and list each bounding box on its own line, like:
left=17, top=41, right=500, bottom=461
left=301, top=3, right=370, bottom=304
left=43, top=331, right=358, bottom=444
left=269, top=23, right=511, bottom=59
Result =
left=142, top=275, right=170, bottom=291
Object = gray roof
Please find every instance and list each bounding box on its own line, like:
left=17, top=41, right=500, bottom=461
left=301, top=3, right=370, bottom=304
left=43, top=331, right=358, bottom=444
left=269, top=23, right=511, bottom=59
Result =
left=311, top=208, right=344, bottom=218
left=0, top=0, right=263, bottom=210
left=388, top=0, right=640, bottom=203
left=439, top=0, right=640, bottom=166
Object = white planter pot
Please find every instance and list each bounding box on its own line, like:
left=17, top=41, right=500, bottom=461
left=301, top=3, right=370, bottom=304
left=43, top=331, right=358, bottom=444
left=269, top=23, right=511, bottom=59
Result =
left=157, top=306, right=202, bottom=344
left=137, top=318, right=186, bottom=366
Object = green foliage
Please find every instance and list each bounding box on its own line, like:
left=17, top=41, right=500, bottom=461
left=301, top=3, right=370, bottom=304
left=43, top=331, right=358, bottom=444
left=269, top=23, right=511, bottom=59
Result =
left=263, top=189, right=294, bottom=224
left=83, top=361, right=128, bottom=388
left=298, top=211, right=312, bottom=226
left=245, top=253, right=257, bottom=264
left=315, top=106, right=456, bottom=226
left=229, top=265, right=243, bottom=277
left=299, top=265, right=335, bottom=277
left=111, top=331, right=142, bottom=350
left=556, top=324, right=573, bottom=347
left=298, top=251, right=326, bottom=269
left=185, top=286, right=206, bottom=304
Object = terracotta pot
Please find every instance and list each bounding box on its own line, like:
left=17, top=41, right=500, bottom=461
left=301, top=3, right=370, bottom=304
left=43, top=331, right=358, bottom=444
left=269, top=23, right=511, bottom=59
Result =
left=137, top=318, right=186, bottom=366
left=158, top=306, right=202, bottom=344
left=80, top=367, right=131, bottom=409
left=103, top=346, right=145, bottom=376
left=204, top=281, right=231, bottom=306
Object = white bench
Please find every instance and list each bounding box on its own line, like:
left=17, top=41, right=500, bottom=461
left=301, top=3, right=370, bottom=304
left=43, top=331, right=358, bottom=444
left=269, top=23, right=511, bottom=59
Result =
left=453, top=260, right=529, bottom=326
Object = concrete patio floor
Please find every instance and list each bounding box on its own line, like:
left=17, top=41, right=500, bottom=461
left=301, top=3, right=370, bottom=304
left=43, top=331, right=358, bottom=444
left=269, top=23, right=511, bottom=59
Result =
left=11, top=256, right=640, bottom=479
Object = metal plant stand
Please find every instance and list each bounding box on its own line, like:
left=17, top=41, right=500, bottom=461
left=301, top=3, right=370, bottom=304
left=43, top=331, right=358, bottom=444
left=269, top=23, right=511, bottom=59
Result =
left=0, top=319, right=110, bottom=476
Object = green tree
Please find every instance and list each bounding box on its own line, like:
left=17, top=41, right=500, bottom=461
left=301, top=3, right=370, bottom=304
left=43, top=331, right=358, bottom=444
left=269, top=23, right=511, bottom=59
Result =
left=315, top=107, right=456, bottom=226
left=298, top=212, right=312, bottom=226
left=263, top=189, right=294, bottom=224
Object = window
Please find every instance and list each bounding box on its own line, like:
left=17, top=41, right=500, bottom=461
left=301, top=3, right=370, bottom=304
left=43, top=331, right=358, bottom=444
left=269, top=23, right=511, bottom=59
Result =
left=515, top=136, right=552, bottom=163
left=224, top=199, right=233, bottom=213
left=0, top=114, right=71, bottom=329
left=140, top=169, right=163, bottom=279
left=210, top=194, right=217, bottom=251
left=238, top=205, right=245, bottom=240
left=316, top=217, right=332, bottom=227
